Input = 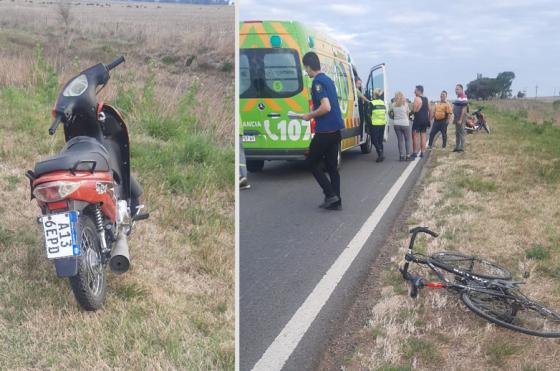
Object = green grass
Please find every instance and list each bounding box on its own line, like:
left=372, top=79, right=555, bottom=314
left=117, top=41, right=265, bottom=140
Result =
left=526, top=244, right=550, bottom=260
left=401, top=337, right=441, bottom=364
left=455, top=174, right=497, bottom=193
left=161, top=55, right=180, bottom=65
left=485, top=339, right=519, bottom=366
left=3, top=175, right=19, bottom=191
left=491, top=108, right=560, bottom=185
left=383, top=269, right=407, bottom=296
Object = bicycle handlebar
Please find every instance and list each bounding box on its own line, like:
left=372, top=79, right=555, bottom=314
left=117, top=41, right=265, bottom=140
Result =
left=402, top=227, right=439, bottom=277
left=409, top=227, right=439, bottom=238
left=105, top=56, right=125, bottom=71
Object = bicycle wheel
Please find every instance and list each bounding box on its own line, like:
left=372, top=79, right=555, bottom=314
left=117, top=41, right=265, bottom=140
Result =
left=431, top=252, right=512, bottom=280
left=462, top=289, right=560, bottom=337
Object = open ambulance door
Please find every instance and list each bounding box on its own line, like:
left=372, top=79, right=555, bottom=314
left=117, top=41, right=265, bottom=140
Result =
left=364, top=63, right=388, bottom=141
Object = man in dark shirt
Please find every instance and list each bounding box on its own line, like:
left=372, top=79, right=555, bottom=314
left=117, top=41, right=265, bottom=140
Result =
left=301, top=52, right=344, bottom=210
left=453, top=84, right=468, bottom=153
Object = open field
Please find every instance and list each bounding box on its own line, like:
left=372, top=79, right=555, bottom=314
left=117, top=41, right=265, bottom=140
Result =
left=0, top=1, right=234, bottom=369
left=0, top=0, right=234, bottom=139
left=485, top=98, right=560, bottom=127
left=338, top=102, right=560, bottom=370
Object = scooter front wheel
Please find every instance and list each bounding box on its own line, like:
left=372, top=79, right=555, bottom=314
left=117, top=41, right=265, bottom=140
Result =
left=69, top=213, right=107, bottom=311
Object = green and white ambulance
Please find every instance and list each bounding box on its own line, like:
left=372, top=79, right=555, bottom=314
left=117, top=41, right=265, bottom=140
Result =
left=240, top=20, right=387, bottom=172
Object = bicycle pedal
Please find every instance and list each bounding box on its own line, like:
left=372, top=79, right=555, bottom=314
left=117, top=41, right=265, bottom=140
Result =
left=409, top=284, right=419, bottom=299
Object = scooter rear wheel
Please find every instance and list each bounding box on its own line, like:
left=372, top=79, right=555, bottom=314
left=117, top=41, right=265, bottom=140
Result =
left=69, top=213, right=107, bottom=311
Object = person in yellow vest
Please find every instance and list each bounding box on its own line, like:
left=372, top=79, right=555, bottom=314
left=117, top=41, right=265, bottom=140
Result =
left=369, top=88, right=387, bottom=162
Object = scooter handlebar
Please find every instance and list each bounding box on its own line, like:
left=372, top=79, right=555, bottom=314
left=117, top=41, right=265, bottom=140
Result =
left=105, top=56, right=125, bottom=71
left=48, top=116, right=61, bottom=135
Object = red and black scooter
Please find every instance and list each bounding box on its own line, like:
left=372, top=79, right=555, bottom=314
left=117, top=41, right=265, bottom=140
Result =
left=465, top=107, right=490, bottom=134
left=25, top=56, right=148, bottom=310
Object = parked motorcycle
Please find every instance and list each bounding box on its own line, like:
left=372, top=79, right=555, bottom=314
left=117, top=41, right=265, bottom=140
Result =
left=465, top=107, right=490, bottom=134
left=25, top=56, right=149, bottom=311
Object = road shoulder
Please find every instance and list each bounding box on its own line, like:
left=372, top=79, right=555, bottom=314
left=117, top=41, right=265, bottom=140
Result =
left=317, top=154, right=435, bottom=370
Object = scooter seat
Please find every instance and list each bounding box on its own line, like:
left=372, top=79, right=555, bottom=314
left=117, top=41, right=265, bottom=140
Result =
left=34, top=136, right=110, bottom=177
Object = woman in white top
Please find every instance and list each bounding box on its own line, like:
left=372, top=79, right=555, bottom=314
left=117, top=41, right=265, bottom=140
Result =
left=390, top=91, right=412, bottom=161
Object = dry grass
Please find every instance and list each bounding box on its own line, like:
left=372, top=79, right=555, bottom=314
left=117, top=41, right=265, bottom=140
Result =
left=345, top=103, right=560, bottom=370
left=0, top=1, right=234, bottom=369
left=0, top=0, right=234, bottom=141
left=486, top=98, right=560, bottom=127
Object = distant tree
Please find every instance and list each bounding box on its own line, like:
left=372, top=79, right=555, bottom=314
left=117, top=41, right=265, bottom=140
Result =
left=517, top=90, right=526, bottom=99
left=466, top=77, right=500, bottom=100
left=496, top=71, right=515, bottom=98
left=466, top=71, right=516, bottom=100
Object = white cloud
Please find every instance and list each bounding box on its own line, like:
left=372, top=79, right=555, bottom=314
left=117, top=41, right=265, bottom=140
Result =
left=327, top=3, right=369, bottom=16
left=239, top=0, right=559, bottom=99
left=388, top=11, right=440, bottom=25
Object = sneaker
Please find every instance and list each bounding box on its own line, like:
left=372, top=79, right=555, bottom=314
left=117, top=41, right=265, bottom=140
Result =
left=319, top=195, right=340, bottom=208
left=326, top=201, right=342, bottom=211
left=427, top=146, right=432, bottom=151
left=409, top=153, right=417, bottom=160
left=419, top=152, right=424, bottom=158
left=376, top=155, right=385, bottom=163
left=399, top=156, right=405, bottom=161
left=240, top=177, right=251, bottom=190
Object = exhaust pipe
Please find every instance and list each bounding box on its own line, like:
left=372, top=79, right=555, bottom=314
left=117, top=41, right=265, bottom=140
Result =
left=110, top=233, right=130, bottom=273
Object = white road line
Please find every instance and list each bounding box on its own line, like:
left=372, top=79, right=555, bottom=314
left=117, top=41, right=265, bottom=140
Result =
left=251, top=159, right=422, bottom=371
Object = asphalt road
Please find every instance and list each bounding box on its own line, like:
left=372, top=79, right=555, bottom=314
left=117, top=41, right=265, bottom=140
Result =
left=240, top=134, right=426, bottom=371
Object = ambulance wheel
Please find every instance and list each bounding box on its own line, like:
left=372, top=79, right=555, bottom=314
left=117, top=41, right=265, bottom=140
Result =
left=360, top=134, right=372, bottom=154
left=247, top=160, right=264, bottom=173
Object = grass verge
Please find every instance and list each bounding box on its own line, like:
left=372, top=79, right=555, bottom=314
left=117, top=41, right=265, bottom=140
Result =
left=344, top=102, right=560, bottom=370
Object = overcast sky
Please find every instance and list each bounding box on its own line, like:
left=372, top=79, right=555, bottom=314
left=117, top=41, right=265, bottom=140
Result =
left=240, top=0, right=560, bottom=100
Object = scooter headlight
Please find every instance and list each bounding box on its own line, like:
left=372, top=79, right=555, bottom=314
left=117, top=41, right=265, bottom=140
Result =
left=62, top=74, right=88, bottom=97
left=33, top=181, right=81, bottom=202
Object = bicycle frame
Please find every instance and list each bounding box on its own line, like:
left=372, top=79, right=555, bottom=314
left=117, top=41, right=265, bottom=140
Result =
left=400, top=227, right=560, bottom=337
left=400, top=227, right=522, bottom=298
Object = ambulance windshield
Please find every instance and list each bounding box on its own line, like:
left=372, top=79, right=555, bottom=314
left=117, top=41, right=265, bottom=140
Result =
left=240, top=49, right=303, bottom=99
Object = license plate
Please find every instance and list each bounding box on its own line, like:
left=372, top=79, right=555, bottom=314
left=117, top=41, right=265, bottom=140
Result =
left=242, top=135, right=256, bottom=142
left=41, top=211, right=80, bottom=259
